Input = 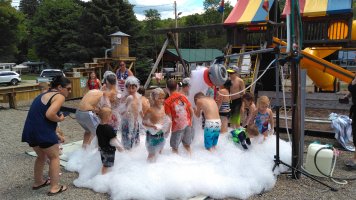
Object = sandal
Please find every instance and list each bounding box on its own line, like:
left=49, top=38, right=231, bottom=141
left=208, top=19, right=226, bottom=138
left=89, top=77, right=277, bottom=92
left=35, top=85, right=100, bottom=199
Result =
left=32, top=179, right=50, bottom=190
left=344, top=159, right=356, bottom=169
left=47, top=185, right=68, bottom=196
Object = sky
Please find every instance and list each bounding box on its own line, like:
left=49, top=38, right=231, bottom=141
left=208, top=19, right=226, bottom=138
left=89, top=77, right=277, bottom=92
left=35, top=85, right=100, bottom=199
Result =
left=131, top=0, right=237, bottom=20
left=11, top=0, right=238, bottom=21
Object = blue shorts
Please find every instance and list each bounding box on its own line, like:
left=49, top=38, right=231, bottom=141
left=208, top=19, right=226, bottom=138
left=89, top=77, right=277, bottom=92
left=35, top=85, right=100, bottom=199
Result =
left=204, top=119, right=221, bottom=149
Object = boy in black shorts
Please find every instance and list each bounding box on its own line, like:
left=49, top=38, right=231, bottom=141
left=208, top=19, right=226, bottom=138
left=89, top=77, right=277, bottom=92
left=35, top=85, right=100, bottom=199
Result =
left=96, top=107, right=123, bottom=174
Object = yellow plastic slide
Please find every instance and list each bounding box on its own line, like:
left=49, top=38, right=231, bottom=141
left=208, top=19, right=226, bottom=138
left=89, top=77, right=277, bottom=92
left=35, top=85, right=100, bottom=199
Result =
left=273, top=37, right=354, bottom=90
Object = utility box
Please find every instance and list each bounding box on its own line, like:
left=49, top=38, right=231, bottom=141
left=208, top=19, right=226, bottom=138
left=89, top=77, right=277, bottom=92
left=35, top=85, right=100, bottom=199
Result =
left=109, top=31, right=130, bottom=58
left=304, top=143, right=333, bottom=177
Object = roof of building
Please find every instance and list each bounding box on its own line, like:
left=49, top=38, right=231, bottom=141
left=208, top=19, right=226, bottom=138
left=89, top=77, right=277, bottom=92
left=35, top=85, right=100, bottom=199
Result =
left=109, top=31, right=130, bottom=37
left=166, top=49, right=223, bottom=63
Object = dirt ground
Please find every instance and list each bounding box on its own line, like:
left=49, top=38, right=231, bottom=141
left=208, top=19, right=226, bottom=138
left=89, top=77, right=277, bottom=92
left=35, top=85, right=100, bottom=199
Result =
left=0, top=100, right=355, bottom=200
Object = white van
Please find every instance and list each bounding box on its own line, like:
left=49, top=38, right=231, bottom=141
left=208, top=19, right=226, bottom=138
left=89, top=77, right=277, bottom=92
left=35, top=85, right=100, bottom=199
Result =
left=0, top=63, right=16, bottom=71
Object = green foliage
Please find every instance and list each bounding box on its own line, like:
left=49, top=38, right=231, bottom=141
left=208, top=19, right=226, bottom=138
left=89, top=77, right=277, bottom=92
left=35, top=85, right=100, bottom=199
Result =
left=0, top=1, right=26, bottom=62
left=354, top=1, right=356, bottom=19
left=203, top=0, right=221, bottom=10
left=19, top=0, right=40, bottom=19
left=31, top=0, right=83, bottom=67
left=134, top=59, right=153, bottom=84
left=77, top=0, right=140, bottom=63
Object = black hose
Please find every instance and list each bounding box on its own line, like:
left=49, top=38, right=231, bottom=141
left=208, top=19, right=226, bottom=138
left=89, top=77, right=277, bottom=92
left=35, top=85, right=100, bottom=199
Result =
left=314, top=147, right=356, bottom=180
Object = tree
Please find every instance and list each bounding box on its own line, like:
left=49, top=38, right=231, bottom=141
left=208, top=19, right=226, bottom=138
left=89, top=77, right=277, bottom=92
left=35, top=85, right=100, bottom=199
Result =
left=77, top=0, right=141, bottom=62
left=19, top=0, right=40, bottom=19
left=180, top=14, right=205, bottom=48
left=0, top=1, right=26, bottom=62
left=31, top=0, right=83, bottom=67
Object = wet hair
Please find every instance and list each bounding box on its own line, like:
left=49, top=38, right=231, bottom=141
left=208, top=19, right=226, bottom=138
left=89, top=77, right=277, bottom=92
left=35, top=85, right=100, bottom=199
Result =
left=194, top=92, right=205, bottom=104
left=98, top=106, right=112, bottom=120
left=125, top=76, right=140, bottom=88
left=150, top=87, right=165, bottom=101
left=166, top=79, right=177, bottom=91
left=137, top=86, right=146, bottom=96
left=102, top=71, right=116, bottom=85
left=223, top=80, right=232, bottom=89
left=257, top=96, right=270, bottom=107
left=50, top=75, right=71, bottom=89
left=242, top=92, right=254, bottom=102
left=105, top=73, right=117, bottom=85
left=246, top=124, right=259, bottom=137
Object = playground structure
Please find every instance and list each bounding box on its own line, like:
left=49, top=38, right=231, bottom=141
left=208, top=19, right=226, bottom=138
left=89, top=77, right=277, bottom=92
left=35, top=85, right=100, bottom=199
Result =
left=224, top=0, right=355, bottom=93
left=222, top=0, right=355, bottom=185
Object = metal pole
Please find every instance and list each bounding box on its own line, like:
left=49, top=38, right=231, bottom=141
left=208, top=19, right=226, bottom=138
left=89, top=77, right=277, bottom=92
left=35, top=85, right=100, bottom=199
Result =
left=224, top=48, right=276, bottom=58
left=174, top=1, right=178, bottom=47
left=299, top=69, right=306, bottom=171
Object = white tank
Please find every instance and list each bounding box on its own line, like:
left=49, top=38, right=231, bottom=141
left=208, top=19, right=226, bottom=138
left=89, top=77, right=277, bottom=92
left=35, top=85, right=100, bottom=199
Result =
left=304, top=143, right=334, bottom=177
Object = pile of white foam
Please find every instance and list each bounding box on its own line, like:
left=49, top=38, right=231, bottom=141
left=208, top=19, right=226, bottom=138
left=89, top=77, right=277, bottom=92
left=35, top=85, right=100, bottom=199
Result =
left=66, top=128, right=291, bottom=200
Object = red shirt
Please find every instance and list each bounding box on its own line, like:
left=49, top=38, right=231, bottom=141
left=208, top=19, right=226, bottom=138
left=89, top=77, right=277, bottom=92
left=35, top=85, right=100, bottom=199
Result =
left=164, top=92, right=192, bottom=132
left=87, top=79, right=100, bottom=90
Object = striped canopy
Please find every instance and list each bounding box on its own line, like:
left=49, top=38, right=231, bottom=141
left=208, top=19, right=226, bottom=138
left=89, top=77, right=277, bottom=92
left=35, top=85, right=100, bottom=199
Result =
left=282, top=0, right=352, bottom=17
left=224, top=0, right=275, bottom=25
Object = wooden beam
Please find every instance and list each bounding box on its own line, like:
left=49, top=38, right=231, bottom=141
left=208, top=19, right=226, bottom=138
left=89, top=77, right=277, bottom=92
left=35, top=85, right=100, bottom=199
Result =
left=155, top=23, right=224, bottom=34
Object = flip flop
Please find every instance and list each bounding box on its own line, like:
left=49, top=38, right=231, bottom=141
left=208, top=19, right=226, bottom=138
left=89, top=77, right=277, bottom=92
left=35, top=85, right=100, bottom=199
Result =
left=32, top=179, right=50, bottom=190
left=47, top=185, right=67, bottom=196
left=344, top=159, right=356, bottom=169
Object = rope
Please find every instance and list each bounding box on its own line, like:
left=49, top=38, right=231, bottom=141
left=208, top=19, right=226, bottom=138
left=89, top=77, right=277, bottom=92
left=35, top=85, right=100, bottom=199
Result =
left=217, top=58, right=277, bottom=97
left=280, top=65, right=292, bottom=143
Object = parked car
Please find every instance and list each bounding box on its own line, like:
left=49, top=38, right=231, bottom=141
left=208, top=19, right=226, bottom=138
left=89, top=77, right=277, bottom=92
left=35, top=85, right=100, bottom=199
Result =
left=36, top=69, right=65, bottom=83
left=0, top=71, right=21, bottom=85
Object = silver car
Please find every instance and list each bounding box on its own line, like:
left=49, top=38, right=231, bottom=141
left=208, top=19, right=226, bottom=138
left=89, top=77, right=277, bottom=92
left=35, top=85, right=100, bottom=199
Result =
left=0, top=71, right=21, bottom=85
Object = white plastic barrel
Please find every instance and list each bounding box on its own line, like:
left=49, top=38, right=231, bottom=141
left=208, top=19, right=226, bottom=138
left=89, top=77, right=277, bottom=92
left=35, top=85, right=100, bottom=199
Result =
left=304, top=143, right=334, bottom=177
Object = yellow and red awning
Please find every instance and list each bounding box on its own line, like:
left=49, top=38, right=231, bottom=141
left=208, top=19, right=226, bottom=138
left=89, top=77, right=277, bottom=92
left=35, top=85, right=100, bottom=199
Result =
left=224, top=0, right=275, bottom=25
left=282, top=0, right=352, bottom=17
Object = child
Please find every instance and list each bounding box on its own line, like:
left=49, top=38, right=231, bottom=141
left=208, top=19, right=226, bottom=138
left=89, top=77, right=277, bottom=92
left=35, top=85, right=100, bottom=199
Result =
left=87, top=71, right=102, bottom=90
left=178, top=78, right=190, bottom=97
left=137, top=86, right=150, bottom=116
left=194, top=92, right=221, bottom=151
left=96, top=106, right=123, bottom=174
left=120, top=76, right=143, bottom=150
left=253, top=96, right=274, bottom=139
left=241, top=92, right=257, bottom=128
left=230, top=124, right=259, bottom=149
left=164, top=79, right=194, bottom=154
left=143, top=88, right=171, bottom=162
left=216, top=80, right=231, bottom=133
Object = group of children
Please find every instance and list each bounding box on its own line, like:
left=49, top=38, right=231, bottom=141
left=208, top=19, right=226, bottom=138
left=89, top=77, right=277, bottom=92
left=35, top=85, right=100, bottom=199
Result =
left=72, top=68, right=276, bottom=174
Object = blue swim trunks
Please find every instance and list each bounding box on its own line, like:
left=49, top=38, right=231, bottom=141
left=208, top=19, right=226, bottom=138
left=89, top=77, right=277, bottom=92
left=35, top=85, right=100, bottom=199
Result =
left=204, top=119, right=221, bottom=149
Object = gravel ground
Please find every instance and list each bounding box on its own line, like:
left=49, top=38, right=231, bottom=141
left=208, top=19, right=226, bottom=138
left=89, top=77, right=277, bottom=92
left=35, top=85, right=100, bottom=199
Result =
left=1, top=101, right=356, bottom=200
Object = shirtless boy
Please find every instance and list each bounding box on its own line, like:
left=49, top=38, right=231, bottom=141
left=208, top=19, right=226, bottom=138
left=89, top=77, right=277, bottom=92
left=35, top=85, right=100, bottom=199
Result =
left=194, top=92, right=221, bottom=151
left=76, top=89, right=103, bottom=148
left=143, top=88, right=171, bottom=162
left=76, top=74, right=117, bottom=148
left=120, top=76, right=142, bottom=150
left=227, top=66, right=245, bottom=128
